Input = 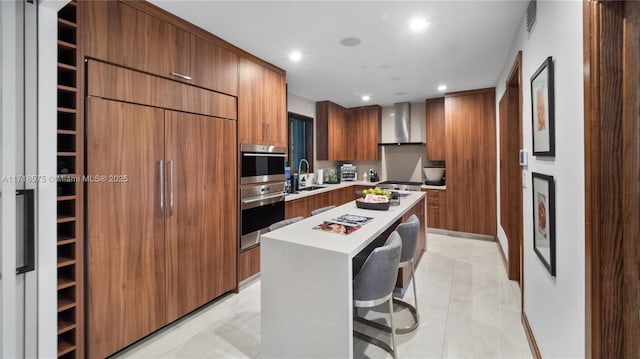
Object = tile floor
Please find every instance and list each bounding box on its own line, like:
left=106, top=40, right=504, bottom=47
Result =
left=114, top=233, right=532, bottom=358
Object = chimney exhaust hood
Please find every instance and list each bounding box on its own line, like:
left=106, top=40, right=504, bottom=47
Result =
left=378, top=102, right=426, bottom=146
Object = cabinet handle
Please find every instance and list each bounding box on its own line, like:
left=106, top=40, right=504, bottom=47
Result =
left=169, top=160, right=175, bottom=216
left=159, top=160, right=164, bottom=215
left=170, top=71, right=192, bottom=80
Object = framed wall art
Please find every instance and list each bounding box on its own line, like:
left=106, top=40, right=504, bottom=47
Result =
left=531, top=56, right=555, bottom=156
left=532, top=172, right=556, bottom=276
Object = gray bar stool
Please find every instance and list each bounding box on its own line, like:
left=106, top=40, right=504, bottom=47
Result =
left=268, top=216, right=304, bottom=231
left=353, top=232, right=402, bottom=359
left=310, top=205, right=336, bottom=216
left=356, top=214, right=421, bottom=334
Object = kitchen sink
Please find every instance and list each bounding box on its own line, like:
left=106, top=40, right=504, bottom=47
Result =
left=297, top=186, right=325, bottom=192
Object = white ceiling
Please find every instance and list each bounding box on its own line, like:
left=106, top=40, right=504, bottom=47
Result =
left=150, top=1, right=527, bottom=107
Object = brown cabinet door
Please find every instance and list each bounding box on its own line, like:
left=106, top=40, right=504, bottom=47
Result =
left=265, top=66, right=287, bottom=147
left=348, top=106, right=381, bottom=161
left=426, top=98, right=445, bottom=160
left=164, top=111, right=237, bottom=321
left=193, top=36, right=239, bottom=96
left=328, top=103, right=348, bottom=160
left=238, top=58, right=264, bottom=145
left=286, top=198, right=308, bottom=219
left=83, top=1, right=176, bottom=80
left=445, top=90, right=496, bottom=235
left=238, top=57, right=286, bottom=146
left=86, top=98, right=167, bottom=359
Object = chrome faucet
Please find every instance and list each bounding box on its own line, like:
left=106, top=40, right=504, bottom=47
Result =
left=298, top=159, right=310, bottom=187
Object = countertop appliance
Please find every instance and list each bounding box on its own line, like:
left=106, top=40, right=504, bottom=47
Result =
left=377, top=180, right=423, bottom=192
left=339, top=164, right=357, bottom=182
left=368, top=168, right=380, bottom=182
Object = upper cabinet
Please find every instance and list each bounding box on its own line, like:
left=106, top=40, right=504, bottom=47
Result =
left=425, top=97, right=445, bottom=160
left=347, top=106, right=381, bottom=161
left=316, top=101, right=380, bottom=161
left=316, top=101, right=348, bottom=160
left=83, top=1, right=238, bottom=96
left=238, top=57, right=287, bottom=147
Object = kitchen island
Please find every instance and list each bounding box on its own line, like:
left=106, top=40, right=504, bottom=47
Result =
left=260, top=191, right=426, bottom=358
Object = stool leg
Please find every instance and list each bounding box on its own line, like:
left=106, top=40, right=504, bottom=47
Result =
left=411, top=258, right=419, bottom=319
left=388, top=298, right=398, bottom=359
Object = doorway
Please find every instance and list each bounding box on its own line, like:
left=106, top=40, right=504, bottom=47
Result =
left=499, top=52, right=524, bottom=286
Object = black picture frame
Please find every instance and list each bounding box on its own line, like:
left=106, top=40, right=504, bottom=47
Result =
left=530, top=56, right=555, bottom=156
left=532, top=172, right=556, bottom=276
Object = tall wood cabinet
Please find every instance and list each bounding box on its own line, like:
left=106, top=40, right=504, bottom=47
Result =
left=238, top=57, right=287, bottom=146
left=425, top=97, right=445, bottom=160
left=444, top=88, right=497, bottom=236
left=86, top=96, right=237, bottom=358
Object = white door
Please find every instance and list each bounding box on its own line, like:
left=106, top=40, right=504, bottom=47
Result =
left=1, top=1, right=38, bottom=357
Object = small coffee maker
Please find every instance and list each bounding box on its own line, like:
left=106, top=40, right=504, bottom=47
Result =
left=368, top=168, right=380, bottom=182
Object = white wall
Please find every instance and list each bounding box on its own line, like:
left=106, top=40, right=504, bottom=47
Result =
left=495, top=1, right=584, bottom=357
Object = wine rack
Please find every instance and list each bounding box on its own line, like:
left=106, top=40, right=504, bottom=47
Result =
left=56, top=2, right=84, bottom=358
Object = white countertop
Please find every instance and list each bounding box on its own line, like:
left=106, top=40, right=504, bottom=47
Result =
left=264, top=191, right=425, bottom=256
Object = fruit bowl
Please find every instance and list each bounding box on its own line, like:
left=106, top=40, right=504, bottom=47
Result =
left=356, top=198, right=390, bottom=211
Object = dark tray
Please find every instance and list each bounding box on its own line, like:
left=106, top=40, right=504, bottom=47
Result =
left=355, top=199, right=390, bottom=211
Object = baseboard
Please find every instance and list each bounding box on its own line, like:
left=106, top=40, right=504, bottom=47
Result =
left=522, top=312, right=542, bottom=359
left=428, top=228, right=496, bottom=242
left=495, top=237, right=509, bottom=275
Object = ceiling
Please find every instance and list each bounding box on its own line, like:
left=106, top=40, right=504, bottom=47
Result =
left=150, top=1, right=528, bottom=107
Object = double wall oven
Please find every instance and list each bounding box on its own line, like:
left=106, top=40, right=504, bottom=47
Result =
left=240, top=144, right=286, bottom=251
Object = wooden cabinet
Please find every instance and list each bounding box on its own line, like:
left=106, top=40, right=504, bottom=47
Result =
left=285, top=186, right=355, bottom=218
left=424, top=189, right=447, bottom=229
left=444, top=88, right=497, bottom=236
left=238, top=57, right=287, bottom=147
left=83, top=1, right=238, bottom=95
left=317, top=102, right=380, bottom=161
left=86, top=98, right=167, bottom=359
left=316, top=101, right=348, bottom=160
left=86, top=98, right=237, bottom=357
left=425, top=97, right=445, bottom=160
left=164, top=111, right=237, bottom=321
left=347, top=106, right=381, bottom=161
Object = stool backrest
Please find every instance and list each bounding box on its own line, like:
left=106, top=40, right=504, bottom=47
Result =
left=353, top=232, right=402, bottom=302
left=268, top=216, right=304, bottom=231
left=396, top=214, right=419, bottom=262
left=311, top=205, right=336, bottom=216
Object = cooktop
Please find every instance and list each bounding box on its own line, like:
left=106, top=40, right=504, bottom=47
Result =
left=377, top=181, right=423, bottom=191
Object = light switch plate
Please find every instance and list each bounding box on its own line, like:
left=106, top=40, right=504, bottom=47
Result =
left=519, top=149, right=528, bottom=166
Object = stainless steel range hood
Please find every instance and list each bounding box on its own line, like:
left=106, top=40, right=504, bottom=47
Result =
left=378, top=102, right=426, bottom=146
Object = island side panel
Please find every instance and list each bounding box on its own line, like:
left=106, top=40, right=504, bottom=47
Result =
left=261, top=238, right=353, bottom=358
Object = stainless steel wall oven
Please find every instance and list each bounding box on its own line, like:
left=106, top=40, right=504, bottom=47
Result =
left=239, top=144, right=286, bottom=251
left=240, top=144, right=286, bottom=184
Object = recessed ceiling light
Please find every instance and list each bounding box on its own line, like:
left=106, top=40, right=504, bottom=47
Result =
left=289, top=50, right=302, bottom=62
left=437, top=84, right=447, bottom=91
left=410, top=18, right=429, bottom=32
left=362, top=95, right=371, bottom=101
left=340, top=37, right=362, bottom=47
